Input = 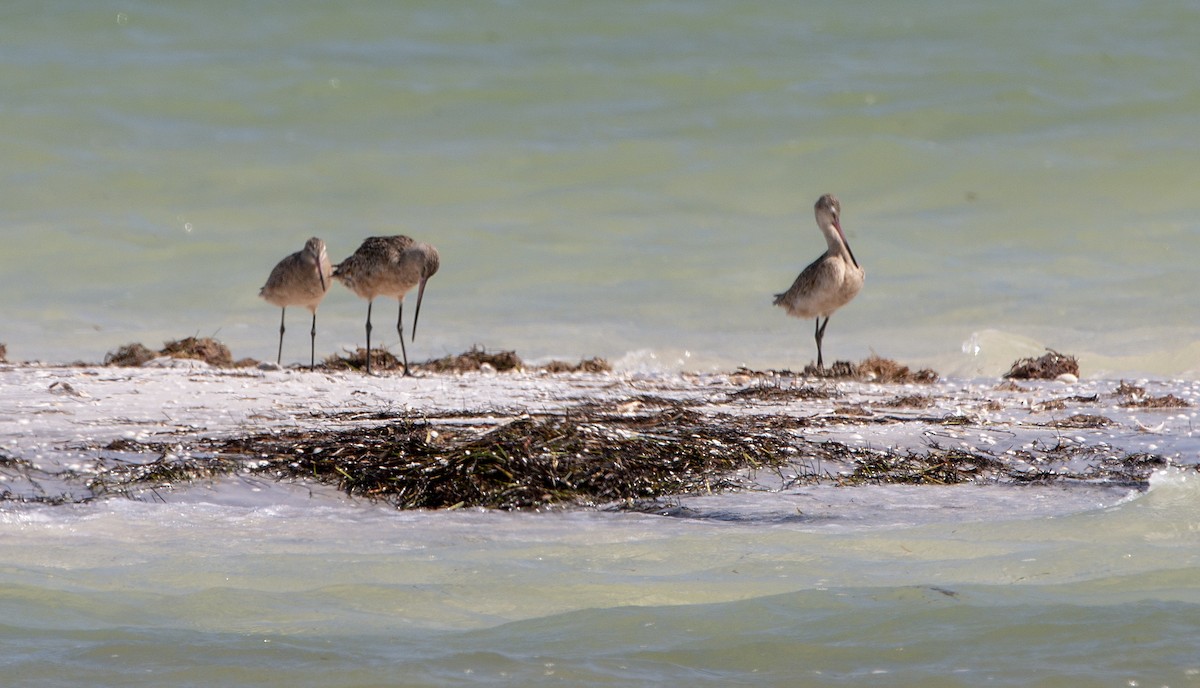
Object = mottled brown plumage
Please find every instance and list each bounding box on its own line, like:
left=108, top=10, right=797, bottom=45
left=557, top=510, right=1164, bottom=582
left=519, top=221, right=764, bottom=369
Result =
left=773, top=194, right=864, bottom=368
left=333, top=235, right=440, bottom=375
left=259, top=237, right=332, bottom=369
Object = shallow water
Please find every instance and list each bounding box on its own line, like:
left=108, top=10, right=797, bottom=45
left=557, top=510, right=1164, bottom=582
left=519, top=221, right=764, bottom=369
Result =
left=2, top=1, right=1198, bottom=376
left=1, top=365, right=1200, bottom=685
left=4, top=2, right=1200, bottom=685
left=2, top=473, right=1199, bottom=686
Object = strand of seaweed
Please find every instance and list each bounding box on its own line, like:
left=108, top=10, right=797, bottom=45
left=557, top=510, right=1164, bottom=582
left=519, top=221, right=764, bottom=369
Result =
left=87, top=408, right=791, bottom=509
left=68, top=406, right=1188, bottom=509
left=0, top=453, right=99, bottom=505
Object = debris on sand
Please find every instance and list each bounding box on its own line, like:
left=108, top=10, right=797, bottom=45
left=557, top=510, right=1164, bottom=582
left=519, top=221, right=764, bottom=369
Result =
left=740, top=357, right=937, bottom=384
left=88, top=410, right=1024, bottom=506
left=803, top=360, right=858, bottom=379
left=729, top=382, right=834, bottom=402
left=323, top=348, right=405, bottom=372
left=60, top=398, right=1186, bottom=508
left=840, top=444, right=1003, bottom=485
left=104, top=338, right=237, bottom=368
left=1114, top=381, right=1191, bottom=409
left=855, top=355, right=939, bottom=384
left=418, top=346, right=524, bottom=373
left=1124, top=394, right=1190, bottom=409
left=798, top=356, right=938, bottom=383
left=9, top=349, right=1190, bottom=509
left=878, top=394, right=934, bottom=409
left=90, top=455, right=240, bottom=499
left=322, top=346, right=609, bottom=376
left=104, top=343, right=157, bottom=367
left=1045, top=414, right=1116, bottom=429
left=196, top=410, right=792, bottom=510
left=1003, top=349, right=1079, bottom=380
left=160, top=337, right=234, bottom=367
left=1116, top=380, right=1144, bottom=397
left=538, top=357, right=613, bottom=374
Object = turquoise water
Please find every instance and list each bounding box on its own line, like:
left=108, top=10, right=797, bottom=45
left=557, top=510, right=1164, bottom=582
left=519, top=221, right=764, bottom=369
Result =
left=2, top=1, right=1198, bottom=376
left=3, top=3, right=1200, bottom=684
left=1, top=475, right=1199, bottom=686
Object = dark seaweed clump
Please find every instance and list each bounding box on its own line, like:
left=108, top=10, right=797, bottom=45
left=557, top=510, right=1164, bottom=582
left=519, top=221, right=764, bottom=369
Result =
left=739, top=356, right=938, bottom=384
left=803, top=360, right=859, bottom=379
left=1046, top=414, right=1116, bottom=429
left=160, top=337, right=235, bottom=367
left=539, top=357, right=613, bottom=374
left=104, top=338, right=243, bottom=368
left=878, top=394, right=934, bottom=409
left=728, top=382, right=834, bottom=402
left=319, top=346, right=610, bottom=375
left=104, top=343, right=156, bottom=367
left=839, top=444, right=1003, bottom=485
left=418, top=346, right=524, bottom=373
left=39, top=402, right=1190, bottom=507
left=855, top=355, right=939, bottom=384
left=199, top=409, right=791, bottom=510
left=322, top=347, right=405, bottom=372
left=89, top=455, right=241, bottom=501
left=1004, top=349, right=1079, bottom=380
left=1115, top=381, right=1191, bottom=409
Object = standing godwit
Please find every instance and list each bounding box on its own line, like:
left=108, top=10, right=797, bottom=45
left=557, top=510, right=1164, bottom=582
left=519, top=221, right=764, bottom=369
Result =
left=333, top=235, right=440, bottom=375
left=259, top=236, right=333, bottom=369
left=773, top=194, right=865, bottom=369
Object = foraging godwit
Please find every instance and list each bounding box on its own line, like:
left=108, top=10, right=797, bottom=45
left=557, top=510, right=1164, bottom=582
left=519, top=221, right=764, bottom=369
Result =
left=333, top=235, right=440, bottom=375
left=259, top=237, right=333, bottom=369
left=773, top=194, right=865, bottom=369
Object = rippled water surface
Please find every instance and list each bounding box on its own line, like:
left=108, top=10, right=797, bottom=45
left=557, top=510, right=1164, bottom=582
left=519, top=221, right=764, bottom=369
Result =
left=3, top=2, right=1200, bottom=685
left=1, top=473, right=1198, bottom=686
left=2, top=1, right=1198, bottom=376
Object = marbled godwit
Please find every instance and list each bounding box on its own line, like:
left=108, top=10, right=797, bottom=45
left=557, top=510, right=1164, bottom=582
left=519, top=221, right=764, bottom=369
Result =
left=333, top=235, right=440, bottom=375
left=773, top=194, right=865, bottom=369
left=259, top=237, right=333, bottom=369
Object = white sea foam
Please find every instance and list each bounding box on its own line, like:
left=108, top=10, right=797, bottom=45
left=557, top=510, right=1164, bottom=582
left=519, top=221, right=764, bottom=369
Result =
left=1148, top=467, right=1196, bottom=492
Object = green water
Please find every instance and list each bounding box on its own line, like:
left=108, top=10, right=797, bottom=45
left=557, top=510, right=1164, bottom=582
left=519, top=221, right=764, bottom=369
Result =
left=2, top=476, right=1199, bottom=686
left=3, top=5, right=1200, bottom=679
left=2, top=0, right=1197, bottom=375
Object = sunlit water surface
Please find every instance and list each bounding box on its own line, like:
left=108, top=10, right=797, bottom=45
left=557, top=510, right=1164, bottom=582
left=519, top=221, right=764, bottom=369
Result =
left=1, top=472, right=1198, bottom=686
left=3, top=2, right=1200, bottom=685
left=2, top=1, right=1198, bottom=377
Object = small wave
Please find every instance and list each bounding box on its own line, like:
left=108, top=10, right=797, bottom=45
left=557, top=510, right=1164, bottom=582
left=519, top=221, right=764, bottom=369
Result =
left=1147, top=467, right=1199, bottom=494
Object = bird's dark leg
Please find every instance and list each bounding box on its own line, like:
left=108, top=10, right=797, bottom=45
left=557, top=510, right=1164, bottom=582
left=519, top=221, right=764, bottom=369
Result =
left=814, top=316, right=830, bottom=369
left=397, top=299, right=411, bottom=376
left=365, top=300, right=374, bottom=375
left=309, top=311, right=318, bottom=371
left=276, top=307, right=286, bottom=366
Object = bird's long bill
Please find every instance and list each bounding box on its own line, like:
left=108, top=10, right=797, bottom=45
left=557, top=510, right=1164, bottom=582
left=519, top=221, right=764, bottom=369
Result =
left=312, top=246, right=329, bottom=292
left=835, top=219, right=860, bottom=269
left=411, top=277, right=429, bottom=340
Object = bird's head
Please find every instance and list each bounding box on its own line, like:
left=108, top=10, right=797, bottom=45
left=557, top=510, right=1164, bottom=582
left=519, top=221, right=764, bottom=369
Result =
left=304, top=237, right=329, bottom=291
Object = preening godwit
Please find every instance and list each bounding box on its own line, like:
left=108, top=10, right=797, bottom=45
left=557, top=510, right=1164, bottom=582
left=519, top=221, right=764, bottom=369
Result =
left=773, top=194, right=864, bottom=369
left=333, top=235, right=440, bottom=375
left=259, top=236, right=333, bottom=369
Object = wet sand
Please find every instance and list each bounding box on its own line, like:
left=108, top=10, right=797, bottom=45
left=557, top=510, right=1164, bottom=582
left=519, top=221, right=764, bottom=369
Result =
left=1, top=359, right=1196, bottom=507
